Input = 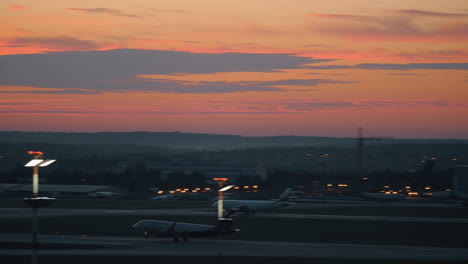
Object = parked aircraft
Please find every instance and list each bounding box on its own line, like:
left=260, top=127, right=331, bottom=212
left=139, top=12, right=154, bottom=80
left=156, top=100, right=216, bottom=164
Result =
left=151, top=194, right=178, bottom=200
left=212, top=188, right=293, bottom=217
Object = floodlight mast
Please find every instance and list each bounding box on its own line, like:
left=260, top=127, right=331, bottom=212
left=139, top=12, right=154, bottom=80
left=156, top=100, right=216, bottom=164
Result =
left=25, top=151, right=55, bottom=198
left=24, top=151, right=56, bottom=264
left=213, top=178, right=233, bottom=219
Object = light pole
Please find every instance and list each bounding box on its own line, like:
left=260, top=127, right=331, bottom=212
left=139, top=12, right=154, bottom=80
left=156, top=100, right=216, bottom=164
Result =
left=24, top=151, right=56, bottom=264
left=213, top=178, right=235, bottom=219
left=218, top=184, right=235, bottom=219
left=213, top=178, right=234, bottom=263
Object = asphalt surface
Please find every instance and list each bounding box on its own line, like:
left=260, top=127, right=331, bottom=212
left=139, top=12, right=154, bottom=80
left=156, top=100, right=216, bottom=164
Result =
left=1, top=233, right=468, bottom=260
left=1, top=207, right=467, bottom=223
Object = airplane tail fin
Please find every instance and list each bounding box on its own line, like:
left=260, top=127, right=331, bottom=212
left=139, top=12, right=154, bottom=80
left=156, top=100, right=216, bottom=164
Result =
left=273, top=188, right=292, bottom=204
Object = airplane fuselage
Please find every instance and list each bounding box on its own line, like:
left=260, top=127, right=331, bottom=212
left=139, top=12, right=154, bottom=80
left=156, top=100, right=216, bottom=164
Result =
left=133, top=219, right=235, bottom=240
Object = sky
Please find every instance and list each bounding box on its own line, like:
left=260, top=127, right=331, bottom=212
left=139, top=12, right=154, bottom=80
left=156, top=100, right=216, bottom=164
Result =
left=1, top=0, right=467, bottom=139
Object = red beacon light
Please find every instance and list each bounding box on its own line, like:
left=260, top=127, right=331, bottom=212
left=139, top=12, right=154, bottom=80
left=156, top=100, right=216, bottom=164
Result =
left=213, top=178, right=228, bottom=181
left=28, top=151, right=44, bottom=156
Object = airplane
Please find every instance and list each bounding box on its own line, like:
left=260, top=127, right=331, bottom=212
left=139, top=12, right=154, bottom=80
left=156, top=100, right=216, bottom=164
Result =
left=132, top=218, right=237, bottom=242
left=212, top=188, right=293, bottom=217
left=151, top=194, right=178, bottom=200
left=133, top=185, right=239, bottom=242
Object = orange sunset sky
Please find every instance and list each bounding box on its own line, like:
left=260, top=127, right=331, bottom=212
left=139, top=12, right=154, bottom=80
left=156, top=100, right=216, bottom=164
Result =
left=1, top=0, right=467, bottom=138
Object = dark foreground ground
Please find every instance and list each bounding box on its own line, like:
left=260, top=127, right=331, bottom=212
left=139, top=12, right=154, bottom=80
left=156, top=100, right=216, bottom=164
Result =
left=4, top=255, right=468, bottom=264
left=1, top=198, right=467, bottom=263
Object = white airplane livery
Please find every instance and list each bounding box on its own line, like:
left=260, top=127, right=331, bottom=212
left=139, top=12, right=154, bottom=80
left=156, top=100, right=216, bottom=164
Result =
left=212, top=188, right=293, bottom=217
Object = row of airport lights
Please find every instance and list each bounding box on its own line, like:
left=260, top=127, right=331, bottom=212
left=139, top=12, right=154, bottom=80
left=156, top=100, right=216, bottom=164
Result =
left=324, top=182, right=452, bottom=196
left=155, top=184, right=259, bottom=195
left=379, top=185, right=451, bottom=196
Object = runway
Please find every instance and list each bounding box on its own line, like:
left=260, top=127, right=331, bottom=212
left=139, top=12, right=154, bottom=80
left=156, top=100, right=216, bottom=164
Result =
left=1, top=207, right=467, bottom=223
left=1, top=233, right=468, bottom=260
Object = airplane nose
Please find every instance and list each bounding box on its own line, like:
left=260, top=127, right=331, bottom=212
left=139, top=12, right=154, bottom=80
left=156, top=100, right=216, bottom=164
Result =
left=132, top=223, right=138, bottom=229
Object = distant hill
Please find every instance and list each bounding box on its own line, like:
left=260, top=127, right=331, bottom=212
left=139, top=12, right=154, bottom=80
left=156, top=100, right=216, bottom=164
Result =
left=0, top=131, right=466, bottom=150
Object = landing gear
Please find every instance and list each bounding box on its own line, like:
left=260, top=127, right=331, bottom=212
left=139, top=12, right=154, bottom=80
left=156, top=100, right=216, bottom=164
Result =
left=144, top=232, right=148, bottom=239
left=183, top=237, right=188, bottom=242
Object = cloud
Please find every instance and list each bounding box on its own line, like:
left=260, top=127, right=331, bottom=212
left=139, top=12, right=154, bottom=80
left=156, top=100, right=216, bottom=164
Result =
left=8, top=5, right=27, bottom=10
left=357, top=63, right=468, bottom=70
left=307, top=13, right=369, bottom=19
left=132, top=80, right=284, bottom=94
left=301, top=44, right=330, bottom=48
left=177, top=99, right=468, bottom=113
left=391, top=49, right=468, bottom=61
left=139, top=78, right=354, bottom=94
left=67, top=8, right=141, bottom=18
left=0, top=49, right=333, bottom=94
left=307, top=12, right=468, bottom=42
left=306, top=63, right=468, bottom=70
left=0, top=99, right=73, bottom=113
left=145, top=8, right=191, bottom=16
left=5, top=99, right=466, bottom=116
left=4, top=36, right=102, bottom=51
left=386, top=73, right=427, bottom=76
left=394, top=9, right=468, bottom=18
left=248, top=79, right=355, bottom=86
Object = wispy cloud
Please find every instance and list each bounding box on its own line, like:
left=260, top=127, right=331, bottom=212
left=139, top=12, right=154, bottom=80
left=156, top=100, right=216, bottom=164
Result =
left=307, top=11, right=468, bottom=42
left=307, top=63, right=468, bottom=70
left=386, top=73, right=427, bottom=76
left=394, top=9, right=468, bottom=18
left=171, top=99, right=468, bottom=113
left=4, top=99, right=466, bottom=116
left=67, top=8, right=141, bottom=18
left=4, top=36, right=102, bottom=51
left=134, top=78, right=353, bottom=94
left=145, top=8, right=191, bottom=16
left=307, top=13, right=369, bottom=19
left=8, top=5, right=27, bottom=10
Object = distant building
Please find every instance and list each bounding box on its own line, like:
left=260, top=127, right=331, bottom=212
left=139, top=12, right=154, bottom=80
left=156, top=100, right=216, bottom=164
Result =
left=146, top=162, right=267, bottom=182
left=55, top=158, right=127, bottom=175
left=453, top=165, right=468, bottom=199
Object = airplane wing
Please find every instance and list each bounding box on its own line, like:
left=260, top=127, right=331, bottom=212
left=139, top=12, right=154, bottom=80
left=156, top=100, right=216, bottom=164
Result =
left=225, top=205, right=252, bottom=217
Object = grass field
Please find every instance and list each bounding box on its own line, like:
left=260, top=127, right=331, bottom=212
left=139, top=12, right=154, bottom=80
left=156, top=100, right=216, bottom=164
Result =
left=0, top=214, right=465, bottom=248
left=1, top=198, right=467, bottom=218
